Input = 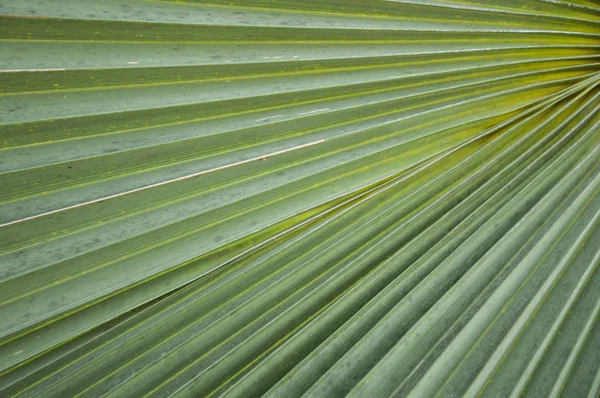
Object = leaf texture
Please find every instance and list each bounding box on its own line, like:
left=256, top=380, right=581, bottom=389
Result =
left=1, top=0, right=600, bottom=397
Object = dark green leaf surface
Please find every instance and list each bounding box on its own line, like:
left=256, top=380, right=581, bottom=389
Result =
left=1, top=0, right=600, bottom=396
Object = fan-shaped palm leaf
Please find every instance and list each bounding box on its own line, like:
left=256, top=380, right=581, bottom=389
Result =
left=1, top=0, right=600, bottom=396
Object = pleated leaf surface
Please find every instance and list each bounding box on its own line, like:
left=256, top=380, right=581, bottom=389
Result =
left=1, top=0, right=600, bottom=397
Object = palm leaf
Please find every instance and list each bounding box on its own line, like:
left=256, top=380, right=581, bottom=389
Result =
left=1, top=0, right=600, bottom=396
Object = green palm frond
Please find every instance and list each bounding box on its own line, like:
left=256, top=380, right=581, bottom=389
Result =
left=1, top=0, right=600, bottom=396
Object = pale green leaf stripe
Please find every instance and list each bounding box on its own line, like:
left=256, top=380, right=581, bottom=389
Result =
left=1, top=0, right=600, bottom=397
